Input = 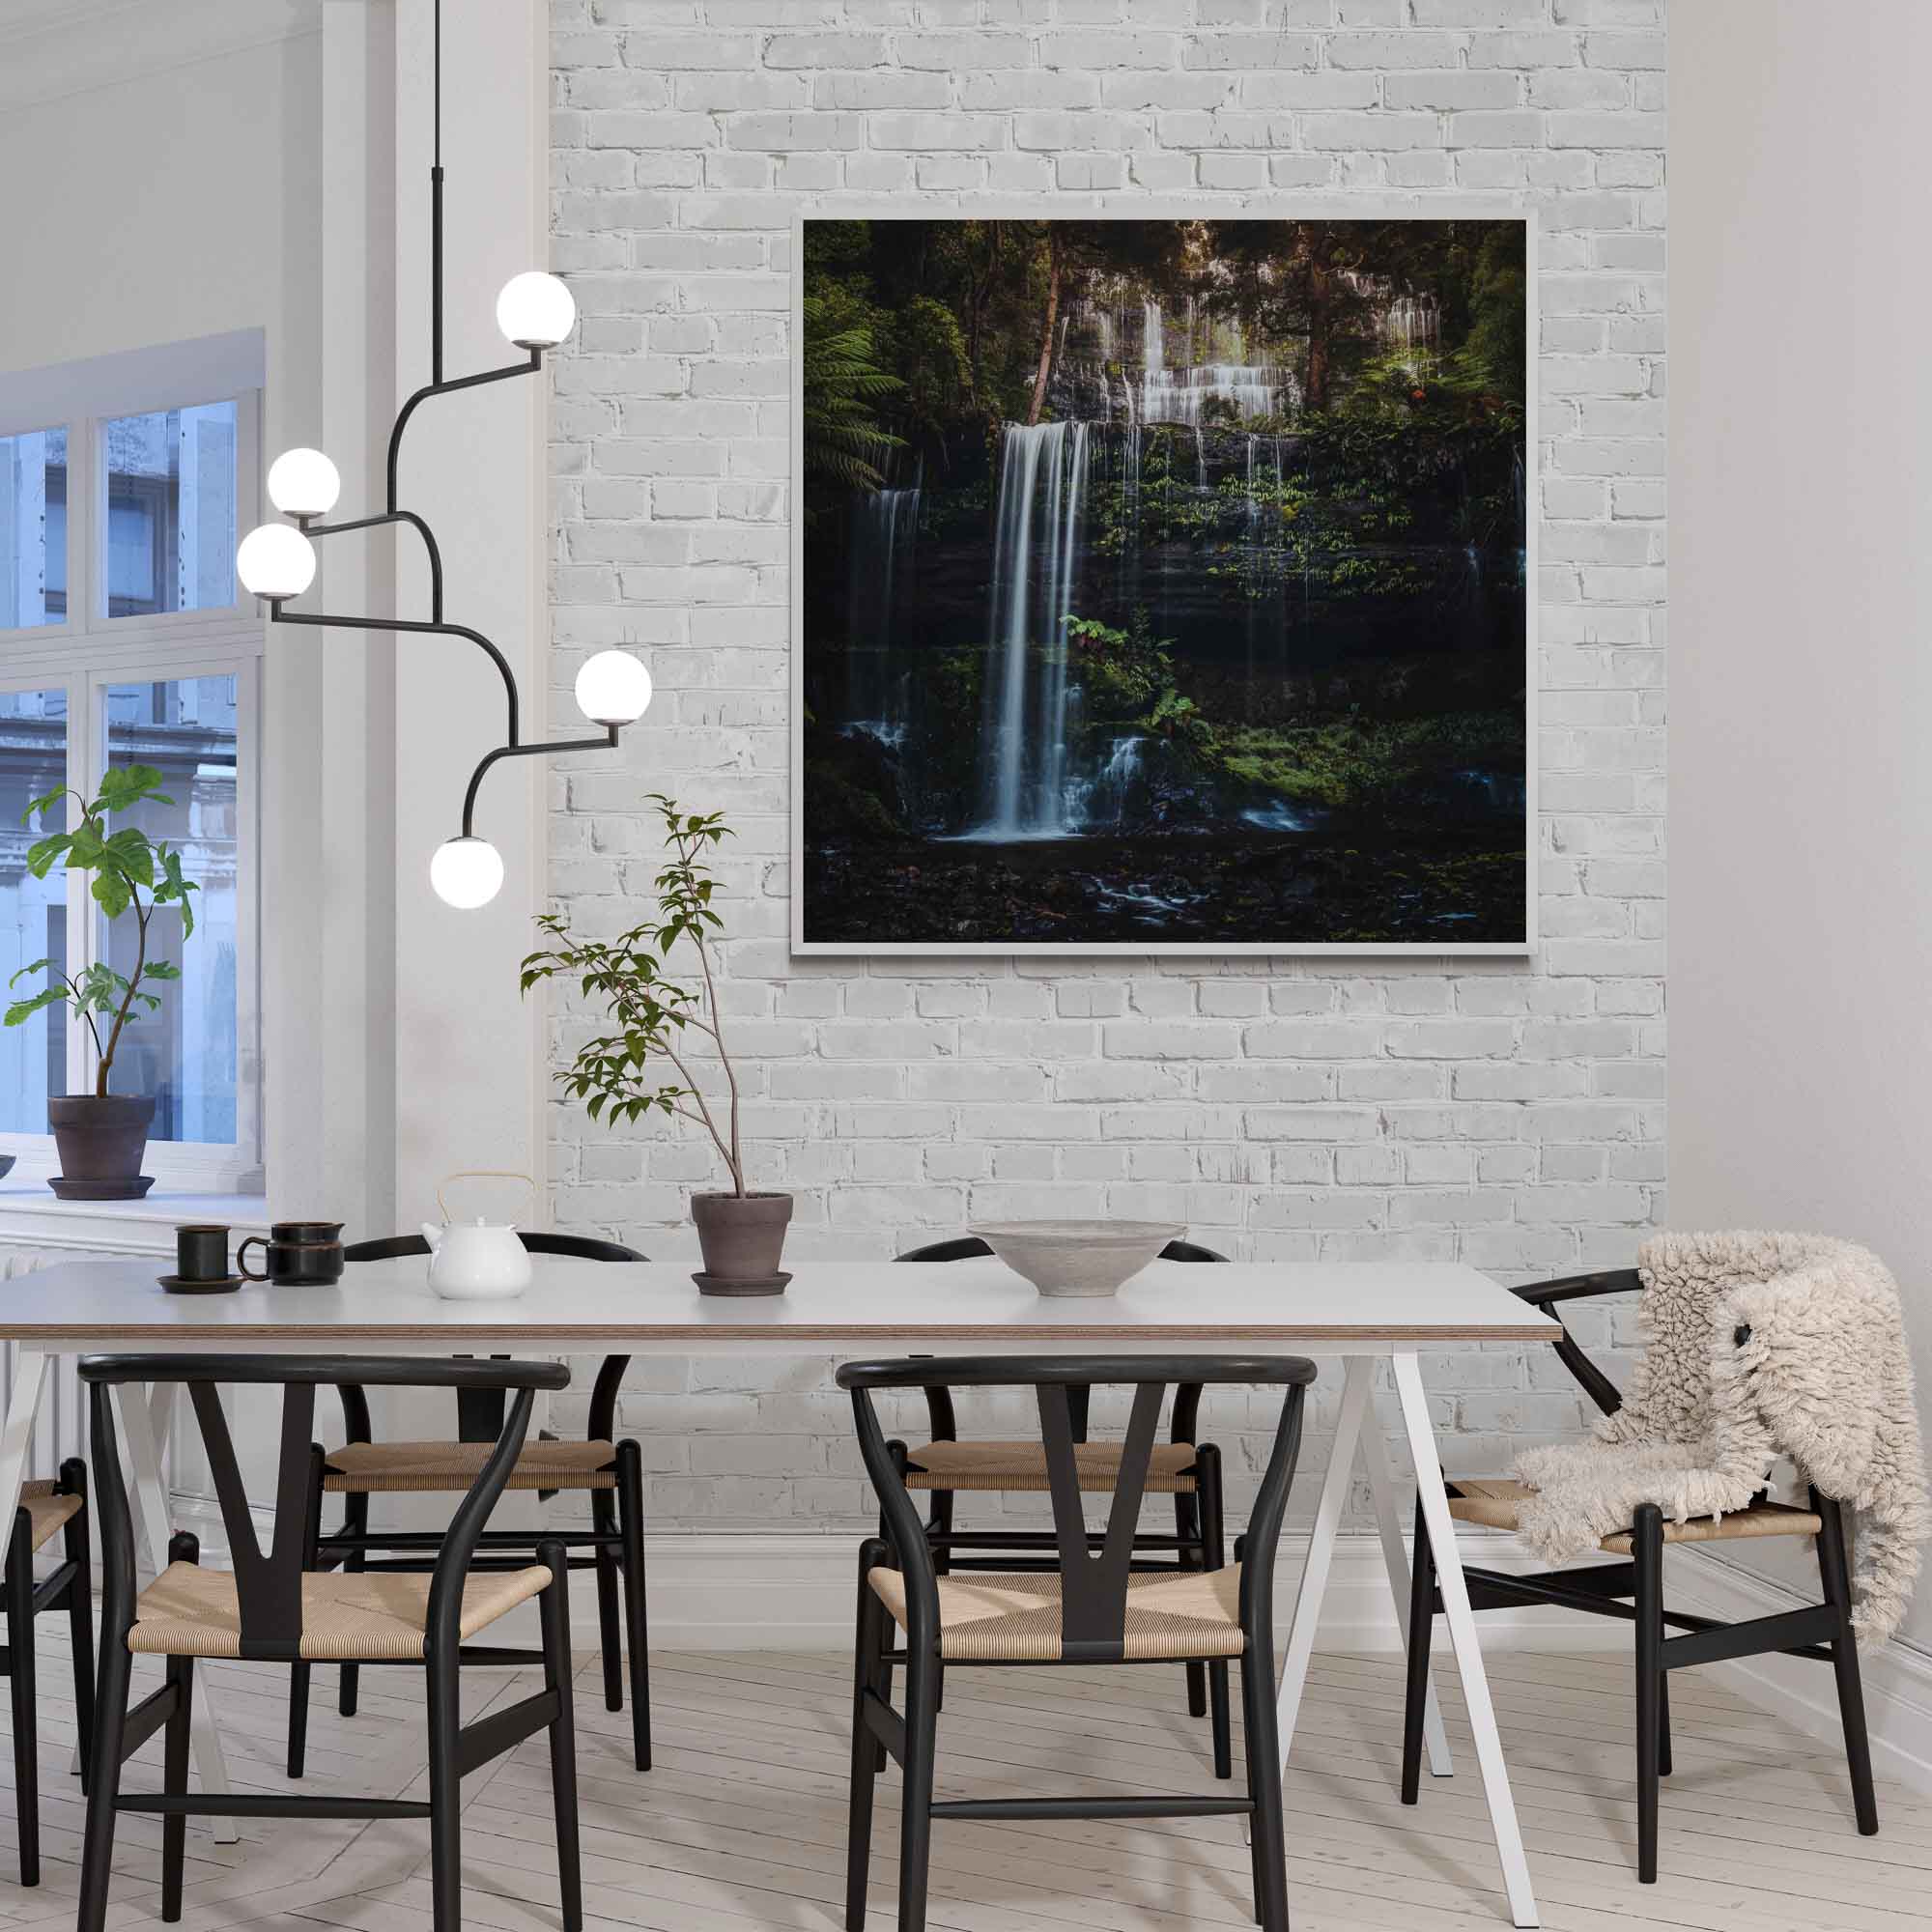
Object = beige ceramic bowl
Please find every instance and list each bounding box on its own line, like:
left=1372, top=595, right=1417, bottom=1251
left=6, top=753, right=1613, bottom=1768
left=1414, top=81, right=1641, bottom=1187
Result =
left=968, top=1219, right=1186, bottom=1297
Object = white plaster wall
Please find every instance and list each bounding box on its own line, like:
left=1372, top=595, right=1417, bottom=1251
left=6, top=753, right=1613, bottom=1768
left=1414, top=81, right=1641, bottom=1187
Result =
left=1671, top=0, right=1932, bottom=1657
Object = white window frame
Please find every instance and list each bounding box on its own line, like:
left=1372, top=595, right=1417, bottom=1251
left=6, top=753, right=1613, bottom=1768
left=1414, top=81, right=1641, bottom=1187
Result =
left=0, top=353, right=264, bottom=1193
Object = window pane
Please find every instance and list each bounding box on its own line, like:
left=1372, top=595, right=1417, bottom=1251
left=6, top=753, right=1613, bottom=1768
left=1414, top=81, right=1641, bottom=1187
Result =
left=102, top=675, right=238, bottom=1144
left=0, top=428, right=67, bottom=629
left=0, top=689, right=69, bottom=1130
left=103, top=403, right=237, bottom=617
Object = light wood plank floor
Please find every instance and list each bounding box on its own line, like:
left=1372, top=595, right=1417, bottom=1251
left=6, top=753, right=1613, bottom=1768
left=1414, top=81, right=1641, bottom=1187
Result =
left=0, top=1623, right=1922, bottom=1932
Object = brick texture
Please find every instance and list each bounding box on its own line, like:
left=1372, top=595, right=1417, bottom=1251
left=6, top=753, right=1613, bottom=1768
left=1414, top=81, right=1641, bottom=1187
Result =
left=544, top=0, right=1666, bottom=1530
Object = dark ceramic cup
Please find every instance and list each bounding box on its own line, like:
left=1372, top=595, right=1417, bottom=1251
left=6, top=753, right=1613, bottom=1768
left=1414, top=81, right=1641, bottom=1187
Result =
left=238, top=1225, right=345, bottom=1285
left=176, top=1224, right=230, bottom=1281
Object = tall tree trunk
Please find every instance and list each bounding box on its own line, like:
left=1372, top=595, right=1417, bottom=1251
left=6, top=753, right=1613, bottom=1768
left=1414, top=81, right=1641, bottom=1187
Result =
left=1305, top=254, right=1333, bottom=414
left=1026, top=230, right=1064, bottom=427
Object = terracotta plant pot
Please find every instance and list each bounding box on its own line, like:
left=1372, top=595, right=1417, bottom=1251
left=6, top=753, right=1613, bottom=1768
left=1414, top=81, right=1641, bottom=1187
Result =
left=47, top=1094, right=156, bottom=1200
left=691, top=1190, right=793, bottom=1293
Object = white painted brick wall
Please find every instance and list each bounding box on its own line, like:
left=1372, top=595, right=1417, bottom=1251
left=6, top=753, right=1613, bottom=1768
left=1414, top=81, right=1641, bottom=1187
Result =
left=543, top=0, right=1665, bottom=1532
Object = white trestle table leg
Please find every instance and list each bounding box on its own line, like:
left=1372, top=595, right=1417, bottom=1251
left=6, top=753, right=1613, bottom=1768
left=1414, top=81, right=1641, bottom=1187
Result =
left=1393, top=1350, right=1539, bottom=1928
left=0, top=1350, right=48, bottom=1542
left=1271, top=1352, right=1372, bottom=1765
left=1358, top=1370, right=1453, bottom=1776
left=114, top=1381, right=240, bottom=1844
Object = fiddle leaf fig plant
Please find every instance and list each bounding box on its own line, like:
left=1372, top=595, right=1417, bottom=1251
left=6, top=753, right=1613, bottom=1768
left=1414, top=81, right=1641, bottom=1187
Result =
left=521, top=796, right=747, bottom=1195
left=4, top=764, right=199, bottom=1094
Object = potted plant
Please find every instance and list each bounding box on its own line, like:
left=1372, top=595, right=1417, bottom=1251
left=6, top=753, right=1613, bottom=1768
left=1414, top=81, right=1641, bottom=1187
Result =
left=522, top=796, right=790, bottom=1292
left=5, top=764, right=199, bottom=1199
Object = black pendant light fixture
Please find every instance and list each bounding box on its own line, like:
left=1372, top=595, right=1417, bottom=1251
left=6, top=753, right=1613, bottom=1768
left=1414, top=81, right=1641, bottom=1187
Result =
left=236, top=0, right=648, bottom=909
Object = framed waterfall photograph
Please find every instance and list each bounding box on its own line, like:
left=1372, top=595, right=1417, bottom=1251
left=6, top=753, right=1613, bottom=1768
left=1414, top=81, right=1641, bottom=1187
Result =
left=790, top=211, right=1536, bottom=955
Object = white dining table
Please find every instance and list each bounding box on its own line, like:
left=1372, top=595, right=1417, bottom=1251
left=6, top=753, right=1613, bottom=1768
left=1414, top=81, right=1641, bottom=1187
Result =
left=0, top=1254, right=1557, bottom=1927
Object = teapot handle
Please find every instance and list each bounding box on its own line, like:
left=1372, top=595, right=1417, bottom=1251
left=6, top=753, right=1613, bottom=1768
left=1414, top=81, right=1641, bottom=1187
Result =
left=436, top=1169, right=538, bottom=1225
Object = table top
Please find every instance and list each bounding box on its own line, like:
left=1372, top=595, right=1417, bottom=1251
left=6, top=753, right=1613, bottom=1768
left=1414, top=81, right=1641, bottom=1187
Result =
left=0, top=1255, right=1559, bottom=1354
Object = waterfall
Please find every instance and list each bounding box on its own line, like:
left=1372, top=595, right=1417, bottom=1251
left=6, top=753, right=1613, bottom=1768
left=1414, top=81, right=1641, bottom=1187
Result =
left=1069, top=733, right=1146, bottom=831
left=1144, top=298, right=1163, bottom=376
left=971, top=420, right=1092, bottom=840
left=1144, top=363, right=1291, bottom=425
left=845, top=483, right=921, bottom=732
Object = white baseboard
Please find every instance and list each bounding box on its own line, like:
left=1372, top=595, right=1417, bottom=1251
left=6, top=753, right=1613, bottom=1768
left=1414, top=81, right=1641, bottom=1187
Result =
left=615, top=1530, right=1932, bottom=1801
left=622, top=1526, right=1629, bottom=1653
left=1669, top=1550, right=1932, bottom=1799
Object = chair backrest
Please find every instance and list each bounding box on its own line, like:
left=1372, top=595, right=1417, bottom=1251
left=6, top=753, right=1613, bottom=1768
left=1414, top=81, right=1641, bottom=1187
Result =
left=78, top=1353, right=567, bottom=1662
left=344, top=1231, right=647, bottom=1264
left=893, top=1237, right=1229, bottom=1441
left=839, top=1354, right=1314, bottom=1661
left=338, top=1230, right=643, bottom=1440
left=895, top=1236, right=1229, bottom=1264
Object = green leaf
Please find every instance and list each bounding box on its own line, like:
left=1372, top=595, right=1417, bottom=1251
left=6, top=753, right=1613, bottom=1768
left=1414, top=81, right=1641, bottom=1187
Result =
left=7, top=959, right=53, bottom=988
left=103, top=827, right=155, bottom=886
left=3, top=987, right=67, bottom=1027
left=24, top=834, right=71, bottom=880
left=95, top=764, right=165, bottom=813
left=138, top=960, right=182, bottom=981
left=91, top=869, right=132, bottom=920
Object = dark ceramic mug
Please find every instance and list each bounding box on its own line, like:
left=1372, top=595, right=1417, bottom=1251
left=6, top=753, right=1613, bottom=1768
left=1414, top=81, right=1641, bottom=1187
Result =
left=176, top=1224, right=230, bottom=1281
left=238, top=1221, right=345, bottom=1285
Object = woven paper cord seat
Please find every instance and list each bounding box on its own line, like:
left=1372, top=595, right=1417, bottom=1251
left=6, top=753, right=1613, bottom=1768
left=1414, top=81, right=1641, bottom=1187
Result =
left=1446, top=1477, right=1824, bottom=1553
left=867, top=1562, right=1245, bottom=1663
left=15, top=1479, right=82, bottom=1554
left=321, top=1437, right=616, bottom=1493
left=904, top=1439, right=1199, bottom=1495
left=128, top=1560, right=554, bottom=1661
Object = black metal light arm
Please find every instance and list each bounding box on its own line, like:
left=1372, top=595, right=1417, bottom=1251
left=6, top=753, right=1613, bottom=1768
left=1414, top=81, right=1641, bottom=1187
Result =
left=384, top=352, right=542, bottom=514
left=296, top=509, right=446, bottom=622
left=461, top=729, right=620, bottom=839
left=272, top=609, right=522, bottom=745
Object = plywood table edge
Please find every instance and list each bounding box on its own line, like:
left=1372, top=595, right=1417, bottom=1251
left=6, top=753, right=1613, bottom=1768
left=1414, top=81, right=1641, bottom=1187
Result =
left=0, top=1320, right=1564, bottom=1344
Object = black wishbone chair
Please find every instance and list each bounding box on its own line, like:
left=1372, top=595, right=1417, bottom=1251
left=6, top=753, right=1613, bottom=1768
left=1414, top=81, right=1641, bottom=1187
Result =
left=4, top=1459, right=95, bottom=1885
left=290, top=1231, right=651, bottom=1776
left=840, top=1353, right=1316, bottom=1932
left=1402, top=1267, right=1880, bottom=1884
left=894, top=1236, right=1236, bottom=1773
left=77, top=1354, right=582, bottom=1932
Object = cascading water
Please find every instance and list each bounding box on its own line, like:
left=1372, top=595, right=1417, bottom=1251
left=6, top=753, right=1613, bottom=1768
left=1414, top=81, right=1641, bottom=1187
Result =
left=970, top=420, right=1092, bottom=839
left=845, top=481, right=921, bottom=736
left=1069, top=733, right=1147, bottom=831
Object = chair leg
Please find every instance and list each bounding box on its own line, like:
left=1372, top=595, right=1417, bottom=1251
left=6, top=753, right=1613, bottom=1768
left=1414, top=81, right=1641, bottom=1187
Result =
left=76, top=1627, right=131, bottom=1932
left=426, top=1651, right=463, bottom=1932
left=61, top=1459, right=97, bottom=1794
left=6, top=1512, right=39, bottom=1886
left=161, top=1657, right=195, bottom=1921
left=339, top=1490, right=369, bottom=1718
left=898, top=1644, right=940, bottom=1932
left=591, top=1489, right=623, bottom=1713
left=846, top=1543, right=888, bottom=1932
left=1240, top=1649, right=1292, bottom=1932
left=615, top=1440, right=652, bottom=1771
left=289, top=1447, right=324, bottom=1777
left=537, top=1541, right=582, bottom=1932
left=1658, top=1674, right=1672, bottom=1777
left=1196, top=1445, right=1232, bottom=1779
left=927, top=1489, right=954, bottom=1577
left=1814, top=1490, right=1879, bottom=1835
left=1176, top=1490, right=1207, bottom=1719
left=1401, top=1491, right=1435, bottom=1806
left=1634, top=1503, right=1663, bottom=1884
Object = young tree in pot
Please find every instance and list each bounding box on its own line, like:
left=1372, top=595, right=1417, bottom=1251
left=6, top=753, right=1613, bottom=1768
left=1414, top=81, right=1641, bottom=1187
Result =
left=5, top=765, right=199, bottom=1199
left=522, top=796, right=790, bottom=1292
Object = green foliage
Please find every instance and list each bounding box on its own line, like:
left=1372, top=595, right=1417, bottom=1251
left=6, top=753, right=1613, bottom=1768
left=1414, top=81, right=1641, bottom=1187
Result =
left=521, top=798, right=749, bottom=1196
left=1202, top=713, right=1519, bottom=808
left=801, top=293, right=905, bottom=503
left=888, top=295, right=973, bottom=439
left=5, top=764, right=200, bottom=1095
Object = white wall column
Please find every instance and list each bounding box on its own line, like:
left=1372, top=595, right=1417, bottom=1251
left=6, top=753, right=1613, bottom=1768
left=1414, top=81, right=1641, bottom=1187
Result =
left=390, top=2, right=549, bottom=1223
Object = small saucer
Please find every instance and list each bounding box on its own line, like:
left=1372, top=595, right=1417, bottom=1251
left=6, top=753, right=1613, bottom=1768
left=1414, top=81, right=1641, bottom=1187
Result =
left=692, top=1270, right=790, bottom=1297
left=52, top=1175, right=155, bottom=1201
left=158, top=1273, right=242, bottom=1294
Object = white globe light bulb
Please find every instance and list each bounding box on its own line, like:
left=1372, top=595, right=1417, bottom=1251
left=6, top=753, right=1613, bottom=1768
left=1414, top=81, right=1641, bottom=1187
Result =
left=496, top=271, right=576, bottom=350
left=430, top=837, right=504, bottom=910
left=267, top=447, right=341, bottom=518
left=575, top=650, right=653, bottom=725
left=237, top=523, right=317, bottom=600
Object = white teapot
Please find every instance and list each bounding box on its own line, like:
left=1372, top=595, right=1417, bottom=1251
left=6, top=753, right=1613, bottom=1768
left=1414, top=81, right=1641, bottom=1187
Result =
left=422, top=1171, right=534, bottom=1300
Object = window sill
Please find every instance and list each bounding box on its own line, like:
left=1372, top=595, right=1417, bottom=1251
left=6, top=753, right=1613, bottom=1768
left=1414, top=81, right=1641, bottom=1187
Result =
left=0, top=1184, right=270, bottom=1260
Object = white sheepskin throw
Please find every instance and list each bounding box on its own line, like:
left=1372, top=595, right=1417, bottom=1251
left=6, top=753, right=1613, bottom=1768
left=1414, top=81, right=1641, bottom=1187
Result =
left=1512, top=1231, right=1930, bottom=1649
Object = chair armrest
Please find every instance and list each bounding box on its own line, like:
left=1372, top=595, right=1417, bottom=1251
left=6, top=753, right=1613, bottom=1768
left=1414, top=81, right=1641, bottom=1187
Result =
left=1509, top=1267, right=1642, bottom=1310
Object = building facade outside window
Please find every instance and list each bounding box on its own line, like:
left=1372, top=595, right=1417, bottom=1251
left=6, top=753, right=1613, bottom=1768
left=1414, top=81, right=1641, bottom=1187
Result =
left=0, top=354, right=261, bottom=1192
